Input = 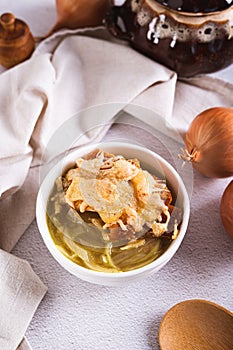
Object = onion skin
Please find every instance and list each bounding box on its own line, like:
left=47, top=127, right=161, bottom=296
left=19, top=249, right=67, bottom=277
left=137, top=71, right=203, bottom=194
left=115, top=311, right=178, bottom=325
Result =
left=183, top=107, right=233, bottom=178
left=47, top=0, right=109, bottom=37
left=220, top=181, right=233, bottom=238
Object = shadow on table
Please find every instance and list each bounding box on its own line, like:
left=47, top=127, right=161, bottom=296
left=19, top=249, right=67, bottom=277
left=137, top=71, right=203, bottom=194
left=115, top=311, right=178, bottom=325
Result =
left=146, top=313, right=164, bottom=350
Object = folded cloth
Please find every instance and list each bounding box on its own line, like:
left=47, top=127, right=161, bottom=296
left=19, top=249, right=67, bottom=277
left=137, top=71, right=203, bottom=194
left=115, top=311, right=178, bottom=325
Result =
left=0, top=249, right=47, bottom=350
left=1, top=26, right=233, bottom=350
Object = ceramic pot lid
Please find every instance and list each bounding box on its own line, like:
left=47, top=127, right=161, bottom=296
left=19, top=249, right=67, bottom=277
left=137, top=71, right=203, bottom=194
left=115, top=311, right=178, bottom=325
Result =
left=154, top=0, right=233, bottom=13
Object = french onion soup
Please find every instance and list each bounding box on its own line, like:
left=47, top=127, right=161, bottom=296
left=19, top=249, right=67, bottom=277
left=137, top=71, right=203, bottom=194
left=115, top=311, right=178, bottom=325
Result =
left=46, top=149, right=182, bottom=272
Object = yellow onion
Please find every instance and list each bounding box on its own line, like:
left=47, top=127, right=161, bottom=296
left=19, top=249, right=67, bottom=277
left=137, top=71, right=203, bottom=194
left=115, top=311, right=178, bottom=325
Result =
left=46, top=0, right=109, bottom=37
left=220, top=180, right=233, bottom=238
left=179, top=107, right=233, bottom=178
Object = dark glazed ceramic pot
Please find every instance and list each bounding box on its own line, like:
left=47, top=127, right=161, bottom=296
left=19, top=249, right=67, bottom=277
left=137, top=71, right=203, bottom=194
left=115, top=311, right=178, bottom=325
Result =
left=105, top=0, right=233, bottom=77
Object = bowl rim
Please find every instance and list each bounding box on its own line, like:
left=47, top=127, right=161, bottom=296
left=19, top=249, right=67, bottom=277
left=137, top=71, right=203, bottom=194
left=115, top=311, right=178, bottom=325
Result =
left=36, top=141, right=190, bottom=279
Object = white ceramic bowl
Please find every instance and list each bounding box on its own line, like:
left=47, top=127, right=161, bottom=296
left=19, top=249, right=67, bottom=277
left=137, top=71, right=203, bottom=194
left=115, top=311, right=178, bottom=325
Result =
left=36, top=142, right=190, bottom=286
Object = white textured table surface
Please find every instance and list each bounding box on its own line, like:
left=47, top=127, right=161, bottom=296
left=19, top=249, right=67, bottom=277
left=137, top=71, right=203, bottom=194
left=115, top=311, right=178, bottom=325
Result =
left=1, top=1, right=233, bottom=350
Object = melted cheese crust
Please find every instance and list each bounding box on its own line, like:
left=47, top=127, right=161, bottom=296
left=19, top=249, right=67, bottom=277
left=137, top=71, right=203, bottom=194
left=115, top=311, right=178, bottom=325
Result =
left=64, top=151, right=172, bottom=237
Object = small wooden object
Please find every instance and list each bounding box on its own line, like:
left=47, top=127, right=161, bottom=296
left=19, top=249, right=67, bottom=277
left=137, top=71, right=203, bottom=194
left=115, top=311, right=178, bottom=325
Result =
left=0, top=13, right=35, bottom=68
left=159, top=299, right=233, bottom=350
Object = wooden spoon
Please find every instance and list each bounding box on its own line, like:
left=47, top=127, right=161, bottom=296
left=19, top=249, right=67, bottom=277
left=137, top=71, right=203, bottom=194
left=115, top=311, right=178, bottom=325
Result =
left=159, top=299, right=233, bottom=350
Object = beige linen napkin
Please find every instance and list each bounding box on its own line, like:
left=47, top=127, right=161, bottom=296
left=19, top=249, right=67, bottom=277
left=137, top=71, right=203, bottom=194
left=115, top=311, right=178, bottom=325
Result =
left=0, top=249, right=46, bottom=350
left=1, top=26, right=233, bottom=350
